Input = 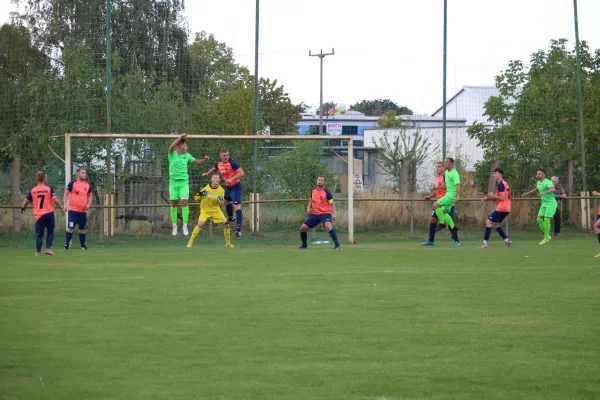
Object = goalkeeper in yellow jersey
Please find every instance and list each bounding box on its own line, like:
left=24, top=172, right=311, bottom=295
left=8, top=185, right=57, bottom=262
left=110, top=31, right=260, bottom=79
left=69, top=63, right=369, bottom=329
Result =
left=187, top=174, right=234, bottom=248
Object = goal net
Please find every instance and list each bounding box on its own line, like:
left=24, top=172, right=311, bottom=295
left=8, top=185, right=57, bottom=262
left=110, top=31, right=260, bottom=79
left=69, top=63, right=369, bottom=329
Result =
left=60, top=133, right=355, bottom=244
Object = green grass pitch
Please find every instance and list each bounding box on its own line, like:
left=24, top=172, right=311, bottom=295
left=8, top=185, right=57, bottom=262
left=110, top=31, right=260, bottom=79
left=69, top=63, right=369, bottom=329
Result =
left=1, top=234, right=599, bottom=399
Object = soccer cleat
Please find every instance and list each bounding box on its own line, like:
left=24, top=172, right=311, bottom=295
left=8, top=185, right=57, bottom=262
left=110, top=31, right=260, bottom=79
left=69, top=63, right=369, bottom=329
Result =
left=81, top=245, right=88, bottom=250
left=333, top=245, right=341, bottom=251
left=182, top=225, right=189, bottom=236
left=454, top=241, right=461, bottom=247
left=226, top=244, right=235, bottom=248
left=298, top=245, right=308, bottom=249
left=434, top=223, right=447, bottom=232
left=235, top=229, right=242, bottom=239
left=539, top=239, right=550, bottom=245
left=35, top=252, right=40, bottom=257
left=504, top=239, right=513, bottom=248
left=421, top=240, right=435, bottom=246
left=64, top=244, right=69, bottom=250
left=44, top=249, right=55, bottom=256
left=480, top=243, right=489, bottom=248
left=172, top=224, right=178, bottom=236
left=186, top=243, right=192, bottom=248
left=227, top=216, right=236, bottom=223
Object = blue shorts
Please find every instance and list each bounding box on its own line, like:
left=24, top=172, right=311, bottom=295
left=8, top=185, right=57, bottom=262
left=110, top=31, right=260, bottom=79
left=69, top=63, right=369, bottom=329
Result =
left=224, top=183, right=242, bottom=205
left=35, top=212, right=55, bottom=238
left=431, top=206, right=455, bottom=219
left=488, top=211, right=510, bottom=223
left=303, top=213, right=332, bottom=229
left=68, top=210, right=88, bottom=230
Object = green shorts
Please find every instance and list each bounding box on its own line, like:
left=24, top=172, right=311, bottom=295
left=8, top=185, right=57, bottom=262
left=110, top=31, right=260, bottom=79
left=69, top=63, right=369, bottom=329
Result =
left=437, top=193, right=456, bottom=212
left=538, top=203, right=557, bottom=218
left=169, top=180, right=190, bottom=201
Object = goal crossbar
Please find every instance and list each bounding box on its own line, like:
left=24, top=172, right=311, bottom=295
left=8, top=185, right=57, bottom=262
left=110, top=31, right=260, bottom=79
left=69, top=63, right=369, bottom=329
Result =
left=64, top=133, right=355, bottom=244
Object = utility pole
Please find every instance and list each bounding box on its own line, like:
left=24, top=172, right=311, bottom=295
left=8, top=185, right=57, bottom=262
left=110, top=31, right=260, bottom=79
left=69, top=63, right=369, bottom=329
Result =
left=309, top=49, right=334, bottom=135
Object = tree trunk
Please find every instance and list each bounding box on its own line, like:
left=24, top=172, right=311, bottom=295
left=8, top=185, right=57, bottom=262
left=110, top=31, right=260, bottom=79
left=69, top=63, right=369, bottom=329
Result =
left=566, top=158, right=574, bottom=222
left=485, top=160, right=500, bottom=216
left=400, top=158, right=409, bottom=196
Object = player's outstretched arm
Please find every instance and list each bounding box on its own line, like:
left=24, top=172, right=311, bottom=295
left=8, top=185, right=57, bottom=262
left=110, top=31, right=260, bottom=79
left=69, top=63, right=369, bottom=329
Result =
left=193, top=156, right=210, bottom=165
left=168, top=133, right=187, bottom=153
left=202, top=166, right=218, bottom=177
left=522, top=187, right=537, bottom=197
left=20, top=198, right=30, bottom=213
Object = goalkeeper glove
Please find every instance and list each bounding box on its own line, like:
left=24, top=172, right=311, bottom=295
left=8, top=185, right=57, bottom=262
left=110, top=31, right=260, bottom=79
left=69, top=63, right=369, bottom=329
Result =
left=217, top=196, right=224, bottom=202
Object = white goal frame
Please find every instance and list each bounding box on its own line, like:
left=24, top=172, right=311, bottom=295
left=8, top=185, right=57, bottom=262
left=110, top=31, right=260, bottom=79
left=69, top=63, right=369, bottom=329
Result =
left=64, top=133, right=355, bottom=244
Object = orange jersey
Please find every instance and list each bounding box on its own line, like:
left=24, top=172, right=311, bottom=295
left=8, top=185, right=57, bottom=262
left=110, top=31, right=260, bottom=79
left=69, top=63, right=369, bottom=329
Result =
left=310, top=186, right=334, bottom=215
left=216, top=160, right=242, bottom=187
left=495, top=180, right=511, bottom=212
left=434, top=174, right=447, bottom=199
left=26, top=184, right=57, bottom=221
left=66, top=179, right=93, bottom=212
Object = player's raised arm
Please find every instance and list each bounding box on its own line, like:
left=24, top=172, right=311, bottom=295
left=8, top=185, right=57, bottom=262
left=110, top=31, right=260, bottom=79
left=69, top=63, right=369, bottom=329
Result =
left=522, top=187, right=538, bottom=197
left=168, top=133, right=188, bottom=153
left=202, top=164, right=218, bottom=177
left=193, top=156, right=210, bottom=165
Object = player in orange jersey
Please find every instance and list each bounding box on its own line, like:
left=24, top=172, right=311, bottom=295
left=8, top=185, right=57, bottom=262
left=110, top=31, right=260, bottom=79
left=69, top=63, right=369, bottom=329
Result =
left=64, top=167, right=93, bottom=250
left=480, top=168, right=512, bottom=248
left=21, top=171, right=66, bottom=256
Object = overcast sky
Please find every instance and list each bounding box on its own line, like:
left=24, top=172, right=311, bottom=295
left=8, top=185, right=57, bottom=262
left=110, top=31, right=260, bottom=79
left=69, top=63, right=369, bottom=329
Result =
left=2, top=0, right=599, bottom=115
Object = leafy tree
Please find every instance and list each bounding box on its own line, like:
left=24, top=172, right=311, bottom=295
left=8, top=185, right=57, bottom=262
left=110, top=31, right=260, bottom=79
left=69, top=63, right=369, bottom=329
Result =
left=468, top=39, right=600, bottom=192
left=374, top=130, right=437, bottom=193
left=315, top=101, right=337, bottom=116
left=377, top=110, right=404, bottom=128
left=350, top=99, right=413, bottom=116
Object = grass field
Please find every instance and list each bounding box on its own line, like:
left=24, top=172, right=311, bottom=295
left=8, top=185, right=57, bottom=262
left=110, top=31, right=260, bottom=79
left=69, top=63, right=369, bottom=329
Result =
left=1, top=232, right=599, bottom=400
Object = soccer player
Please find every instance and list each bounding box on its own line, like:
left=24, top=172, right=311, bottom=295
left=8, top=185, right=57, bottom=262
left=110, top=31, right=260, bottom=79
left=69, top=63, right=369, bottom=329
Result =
left=298, top=175, right=341, bottom=251
left=480, top=168, right=512, bottom=248
left=63, top=167, right=93, bottom=250
left=432, top=157, right=460, bottom=246
left=521, top=168, right=557, bottom=245
left=421, top=161, right=455, bottom=246
left=592, top=190, right=600, bottom=258
left=187, top=174, right=234, bottom=248
left=20, top=171, right=66, bottom=256
left=202, top=148, right=245, bottom=239
left=168, top=133, right=210, bottom=236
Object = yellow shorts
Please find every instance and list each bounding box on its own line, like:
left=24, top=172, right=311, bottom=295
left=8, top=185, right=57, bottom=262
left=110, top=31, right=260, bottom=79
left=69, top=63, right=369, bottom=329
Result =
left=199, top=209, right=227, bottom=224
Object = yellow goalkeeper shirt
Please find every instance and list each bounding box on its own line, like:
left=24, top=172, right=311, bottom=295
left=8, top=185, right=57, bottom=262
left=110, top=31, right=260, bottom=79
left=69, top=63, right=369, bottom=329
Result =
left=194, top=184, right=225, bottom=213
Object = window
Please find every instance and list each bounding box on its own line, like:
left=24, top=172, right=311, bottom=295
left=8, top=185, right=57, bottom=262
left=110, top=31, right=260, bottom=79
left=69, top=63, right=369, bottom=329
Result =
left=342, top=125, right=358, bottom=135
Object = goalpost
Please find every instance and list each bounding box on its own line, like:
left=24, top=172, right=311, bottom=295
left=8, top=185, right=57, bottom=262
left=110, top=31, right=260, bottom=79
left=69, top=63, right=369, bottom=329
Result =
left=64, top=133, right=355, bottom=244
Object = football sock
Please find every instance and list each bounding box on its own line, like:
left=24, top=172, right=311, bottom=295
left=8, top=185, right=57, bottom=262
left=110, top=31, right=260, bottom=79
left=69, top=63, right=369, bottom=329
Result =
left=328, top=229, right=339, bottom=246
left=235, top=209, right=242, bottom=227
left=182, top=206, right=189, bottom=224
left=224, top=227, right=231, bottom=245
left=543, top=218, right=551, bottom=240
left=66, top=231, right=73, bottom=246
left=444, top=212, right=455, bottom=229
left=170, top=207, right=178, bottom=224
left=536, top=217, right=544, bottom=235
left=79, top=233, right=86, bottom=247
left=300, top=231, right=307, bottom=247
left=226, top=204, right=234, bottom=218
left=428, top=223, right=436, bottom=242
left=496, top=227, right=508, bottom=240
left=188, top=226, right=201, bottom=246
left=484, top=227, right=492, bottom=242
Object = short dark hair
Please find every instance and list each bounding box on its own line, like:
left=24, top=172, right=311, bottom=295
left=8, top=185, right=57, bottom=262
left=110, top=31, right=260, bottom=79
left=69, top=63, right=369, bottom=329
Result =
left=318, top=175, right=326, bottom=182
left=37, top=171, right=47, bottom=183
left=219, top=148, right=229, bottom=154
left=493, top=167, right=504, bottom=175
left=445, top=157, right=455, bottom=164
left=538, top=168, right=547, bottom=175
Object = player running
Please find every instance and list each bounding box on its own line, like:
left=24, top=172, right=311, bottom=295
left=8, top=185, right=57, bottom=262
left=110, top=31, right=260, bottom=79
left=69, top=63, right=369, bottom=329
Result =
left=298, top=175, right=340, bottom=251
left=522, top=168, right=556, bottom=245
left=432, top=157, right=460, bottom=246
left=187, top=174, right=234, bottom=249
left=203, top=148, right=245, bottom=239
left=168, top=133, right=210, bottom=236
left=20, top=171, right=66, bottom=256
left=64, top=167, right=93, bottom=250
left=480, top=168, right=512, bottom=248
left=421, top=161, right=455, bottom=246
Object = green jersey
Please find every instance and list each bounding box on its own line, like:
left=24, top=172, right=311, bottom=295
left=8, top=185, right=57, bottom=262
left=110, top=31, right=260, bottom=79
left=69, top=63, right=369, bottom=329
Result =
left=537, top=178, right=557, bottom=206
left=444, top=169, right=460, bottom=197
left=168, top=151, right=195, bottom=181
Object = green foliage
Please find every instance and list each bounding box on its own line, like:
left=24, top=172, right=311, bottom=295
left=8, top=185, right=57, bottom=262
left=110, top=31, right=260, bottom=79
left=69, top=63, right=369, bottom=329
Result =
left=468, top=39, right=600, bottom=192
left=377, top=110, right=404, bottom=128
left=260, top=141, right=331, bottom=199
left=350, top=99, right=413, bottom=116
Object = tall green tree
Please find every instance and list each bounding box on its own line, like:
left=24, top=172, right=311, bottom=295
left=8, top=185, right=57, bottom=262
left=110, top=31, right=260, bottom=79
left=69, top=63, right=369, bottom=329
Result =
left=377, top=110, right=404, bottom=128
left=350, top=99, right=413, bottom=116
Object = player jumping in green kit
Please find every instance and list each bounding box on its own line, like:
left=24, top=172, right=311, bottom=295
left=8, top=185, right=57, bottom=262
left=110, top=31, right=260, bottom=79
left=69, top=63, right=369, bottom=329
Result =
left=168, top=133, right=210, bottom=236
left=433, top=157, right=461, bottom=247
left=521, top=168, right=557, bottom=245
